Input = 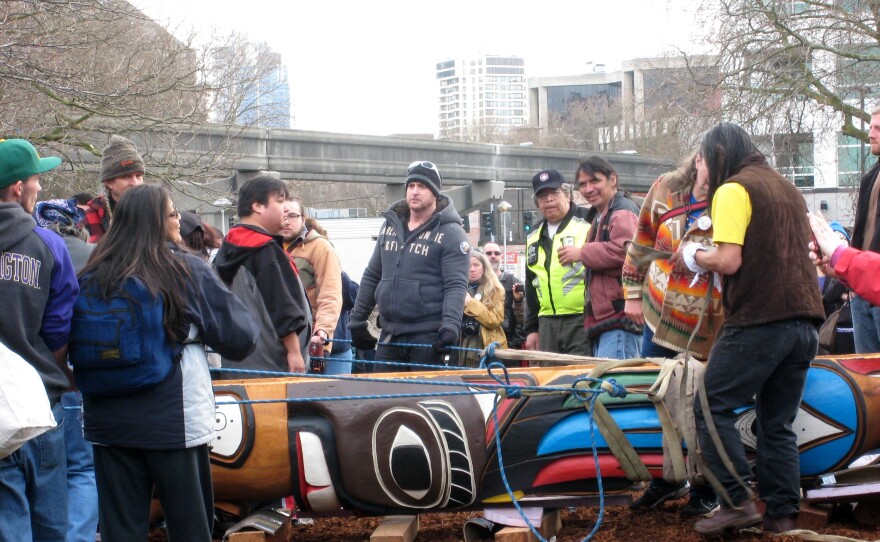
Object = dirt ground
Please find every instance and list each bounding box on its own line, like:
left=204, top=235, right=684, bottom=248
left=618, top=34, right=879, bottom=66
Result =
left=148, top=490, right=879, bottom=541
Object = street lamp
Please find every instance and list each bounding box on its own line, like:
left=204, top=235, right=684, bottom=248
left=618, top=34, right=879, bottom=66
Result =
left=213, top=197, right=232, bottom=234
left=498, top=200, right=512, bottom=273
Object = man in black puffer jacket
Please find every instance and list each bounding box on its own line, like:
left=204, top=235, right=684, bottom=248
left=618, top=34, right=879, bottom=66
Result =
left=350, top=161, right=469, bottom=371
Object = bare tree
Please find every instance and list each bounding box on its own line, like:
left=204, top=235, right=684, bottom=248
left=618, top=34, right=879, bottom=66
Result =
left=542, top=95, right=624, bottom=152
left=0, top=0, right=287, bottom=200
left=694, top=0, right=880, bottom=157
left=288, top=180, right=387, bottom=217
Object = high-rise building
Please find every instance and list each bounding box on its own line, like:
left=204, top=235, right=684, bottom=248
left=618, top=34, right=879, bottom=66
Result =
left=436, top=55, right=527, bottom=140
left=212, top=46, right=292, bottom=128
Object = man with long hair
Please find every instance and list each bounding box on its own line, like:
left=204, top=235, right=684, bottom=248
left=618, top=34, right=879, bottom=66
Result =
left=0, top=138, right=78, bottom=542
left=563, top=156, right=642, bottom=359
left=684, top=122, right=823, bottom=535
left=214, top=176, right=312, bottom=375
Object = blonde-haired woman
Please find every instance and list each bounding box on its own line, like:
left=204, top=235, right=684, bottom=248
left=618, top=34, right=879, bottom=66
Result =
left=458, top=250, right=508, bottom=367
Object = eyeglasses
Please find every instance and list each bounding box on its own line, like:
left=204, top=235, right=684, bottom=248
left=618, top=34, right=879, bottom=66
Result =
left=484, top=251, right=502, bottom=256
left=168, top=210, right=180, bottom=218
left=284, top=213, right=302, bottom=221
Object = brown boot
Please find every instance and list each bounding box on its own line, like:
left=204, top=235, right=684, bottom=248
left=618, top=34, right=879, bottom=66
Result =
left=763, top=513, right=798, bottom=534
left=694, top=499, right=761, bottom=536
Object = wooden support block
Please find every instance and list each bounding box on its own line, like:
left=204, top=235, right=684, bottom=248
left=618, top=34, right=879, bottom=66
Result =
left=798, top=500, right=830, bottom=531
left=370, top=515, right=419, bottom=542
left=494, top=510, right=562, bottom=542
left=853, top=501, right=880, bottom=526
left=224, top=511, right=291, bottom=542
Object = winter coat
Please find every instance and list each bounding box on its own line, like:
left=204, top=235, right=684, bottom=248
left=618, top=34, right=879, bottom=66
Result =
left=351, top=195, right=469, bottom=338
left=82, top=248, right=258, bottom=449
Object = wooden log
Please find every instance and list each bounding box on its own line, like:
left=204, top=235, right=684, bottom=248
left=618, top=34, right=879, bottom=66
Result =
left=494, top=510, right=562, bottom=542
left=370, top=515, right=419, bottom=542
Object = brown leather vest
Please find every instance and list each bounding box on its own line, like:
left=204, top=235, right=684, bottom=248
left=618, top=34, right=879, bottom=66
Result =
left=718, top=165, right=824, bottom=327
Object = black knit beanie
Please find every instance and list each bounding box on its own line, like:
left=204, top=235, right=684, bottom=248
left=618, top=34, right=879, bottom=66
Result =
left=101, top=135, right=145, bottom=183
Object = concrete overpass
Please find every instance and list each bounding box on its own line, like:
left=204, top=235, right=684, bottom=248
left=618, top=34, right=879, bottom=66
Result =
left=149, top=125, right=672, bottom=224
left=216, top=126, right=671, bottom=191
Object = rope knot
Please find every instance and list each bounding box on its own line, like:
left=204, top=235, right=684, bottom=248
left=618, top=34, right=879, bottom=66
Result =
left=479, top=341, right=500, bottom=369
left=601, top=377, right=627, bottom=398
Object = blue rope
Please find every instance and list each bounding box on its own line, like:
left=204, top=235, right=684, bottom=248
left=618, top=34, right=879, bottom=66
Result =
left=332, top=337, right=484, bottom=354
left=478, top=341, right=499, bottom=369
left=489, top=369, right=607, bottom=542
left=221, top=390, right=495, bottom=404
left=316, top=355, right=465, bottom=372
left=211, top=367, right=609, bottom=404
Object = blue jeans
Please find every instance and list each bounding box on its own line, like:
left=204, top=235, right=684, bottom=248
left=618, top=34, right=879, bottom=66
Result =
left=61, top=392, right=98, bottom=542
left=851, top=294, right=880, bottom=354
left=0, top=401, right=68, bottom=542
left=641, top=326, right=678, bottom=359
left=695, top=319, right=818, bottom=518
left=324, top=347, right=353, bottom=375
left=594, top=329, right=641, bottom=359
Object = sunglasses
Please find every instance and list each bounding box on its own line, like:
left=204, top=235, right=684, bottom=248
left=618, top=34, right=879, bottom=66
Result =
left=484, top=251, right=502, bottom=256
left=407, top=160, right=438, bottom=174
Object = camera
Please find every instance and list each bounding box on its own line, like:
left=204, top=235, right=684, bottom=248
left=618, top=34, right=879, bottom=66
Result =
left=513, top=283, right=524, bottom=294
left=461, top=316, right=481, bottom=337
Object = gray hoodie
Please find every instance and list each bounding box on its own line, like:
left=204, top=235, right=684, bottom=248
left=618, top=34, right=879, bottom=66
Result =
left=0, top=203, right=78, bottom=404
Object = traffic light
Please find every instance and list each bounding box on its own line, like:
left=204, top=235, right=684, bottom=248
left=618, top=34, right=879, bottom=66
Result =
left=522, top=210, right=535, bottom=233
left=481, top=211, right=496, bottom=236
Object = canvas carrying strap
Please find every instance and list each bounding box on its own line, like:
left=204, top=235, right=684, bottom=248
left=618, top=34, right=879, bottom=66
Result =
left=681, top=278, right=755, bottom=508
left=587, top=359, right=656, bottom=481
left=626, top=242, right=753, bottom=506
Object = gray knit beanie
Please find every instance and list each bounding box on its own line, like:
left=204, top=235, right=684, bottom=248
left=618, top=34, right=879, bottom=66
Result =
left=101, top=135, right=145, bottom=183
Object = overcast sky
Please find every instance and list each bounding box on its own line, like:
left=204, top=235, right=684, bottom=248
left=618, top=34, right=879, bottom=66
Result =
left=133, top=0, right=705, bottom=136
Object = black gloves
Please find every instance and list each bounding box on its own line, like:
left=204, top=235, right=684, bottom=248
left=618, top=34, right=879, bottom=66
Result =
left=349, top=320, right=377, bottom=351
left=432, top=328, right=459, bottom=355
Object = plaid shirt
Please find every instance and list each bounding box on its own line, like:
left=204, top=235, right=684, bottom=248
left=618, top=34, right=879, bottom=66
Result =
left=83, top=196, right=110, bottom=243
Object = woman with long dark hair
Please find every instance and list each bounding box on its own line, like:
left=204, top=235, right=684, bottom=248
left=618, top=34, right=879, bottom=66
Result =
left=74, top=185, right=257, bottom=542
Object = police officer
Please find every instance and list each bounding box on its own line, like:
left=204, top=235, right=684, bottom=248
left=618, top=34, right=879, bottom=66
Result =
left=522, top=169, right=592, bottom=356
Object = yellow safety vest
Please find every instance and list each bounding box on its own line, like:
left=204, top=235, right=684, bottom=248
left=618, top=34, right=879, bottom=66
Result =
left=526, top=216, right=591, bottom=317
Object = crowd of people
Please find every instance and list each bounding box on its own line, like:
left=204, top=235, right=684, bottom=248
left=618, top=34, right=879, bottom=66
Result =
left=3, top=114, right=879, bottom=540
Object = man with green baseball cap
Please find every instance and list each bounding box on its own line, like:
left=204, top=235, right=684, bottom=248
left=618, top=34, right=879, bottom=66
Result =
left=0, top=137, right=79, bottom=542
left=0, top=138, right=62, bottom=214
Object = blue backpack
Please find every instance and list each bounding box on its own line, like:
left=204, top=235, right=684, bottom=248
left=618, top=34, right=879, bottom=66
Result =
left=69, top=276, right=182, bottom=396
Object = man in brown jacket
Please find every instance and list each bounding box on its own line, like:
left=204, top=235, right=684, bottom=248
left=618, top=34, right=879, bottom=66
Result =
left=280, top=197, right=346, bottom=373
left=686, top=123, right=824, bottom=536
